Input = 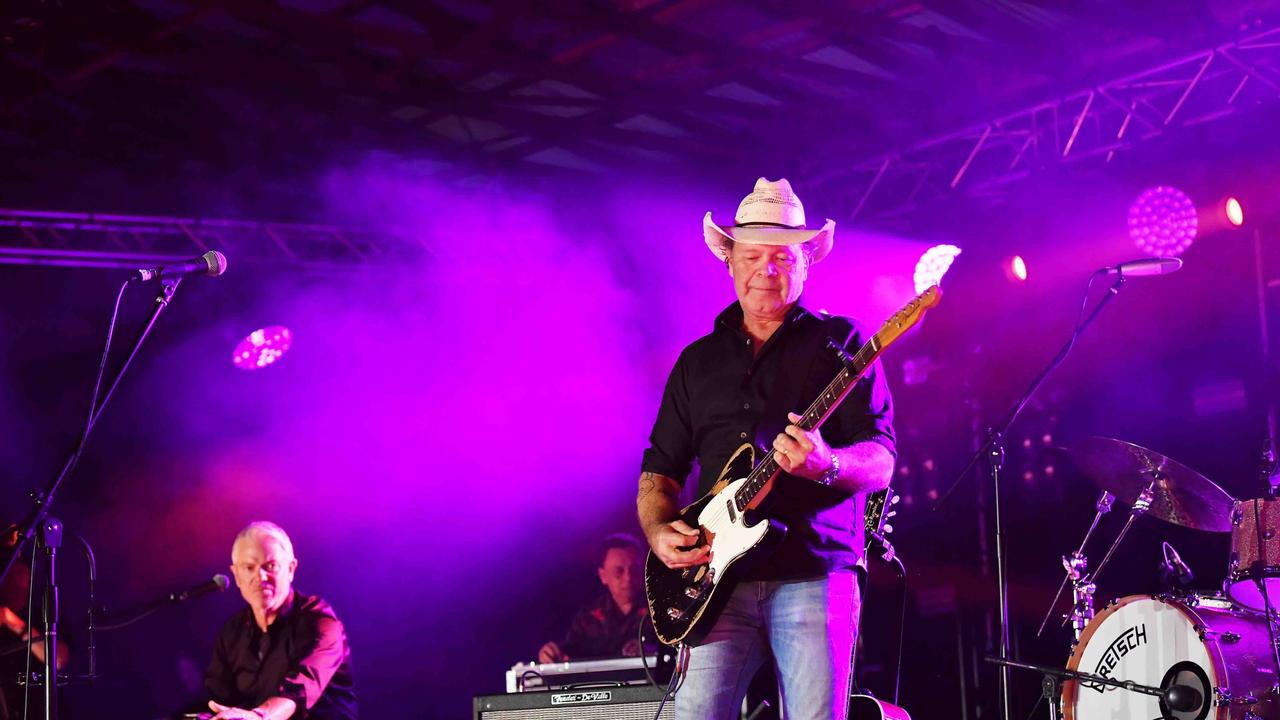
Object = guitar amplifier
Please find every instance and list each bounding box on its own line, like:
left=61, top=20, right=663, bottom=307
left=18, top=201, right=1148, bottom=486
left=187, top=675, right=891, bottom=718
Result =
left=473, top=685, right=675, bottom=719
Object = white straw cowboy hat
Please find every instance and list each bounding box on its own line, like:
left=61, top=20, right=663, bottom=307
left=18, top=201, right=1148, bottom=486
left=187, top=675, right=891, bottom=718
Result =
left=703, top=177, right=835, bottom=264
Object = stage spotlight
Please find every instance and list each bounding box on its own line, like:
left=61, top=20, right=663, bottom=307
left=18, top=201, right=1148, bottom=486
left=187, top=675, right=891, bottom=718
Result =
left=1127, top=186, right=1197, bottom=257
left=1225, top=197, right=1244, bottom=227
left=232, top=325, right=292, bottom=370
left=913, top=244, right=962, bottom=294
left=1000, top=255, right=1028, bottom=283
left=1008, top=255, right=1028, bottom=282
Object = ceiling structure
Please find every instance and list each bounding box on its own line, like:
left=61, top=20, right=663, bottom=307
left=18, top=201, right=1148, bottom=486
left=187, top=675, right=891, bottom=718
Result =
left=2, top=0, right=1279, bottom=240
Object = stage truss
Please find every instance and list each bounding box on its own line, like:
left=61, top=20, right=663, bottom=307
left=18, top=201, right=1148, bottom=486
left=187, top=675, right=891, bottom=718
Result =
left=809, top=27, right=1280, bottom=223
left=0, top=208, right=406, bottom=270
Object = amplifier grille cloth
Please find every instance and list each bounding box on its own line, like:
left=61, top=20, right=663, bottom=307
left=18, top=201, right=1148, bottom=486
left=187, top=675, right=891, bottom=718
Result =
left=480, top=701, right=674, bottom=719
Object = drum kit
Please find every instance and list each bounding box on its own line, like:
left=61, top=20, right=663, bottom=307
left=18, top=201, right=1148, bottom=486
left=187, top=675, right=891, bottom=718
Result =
left=1018, top=436, right=1280, bottom=719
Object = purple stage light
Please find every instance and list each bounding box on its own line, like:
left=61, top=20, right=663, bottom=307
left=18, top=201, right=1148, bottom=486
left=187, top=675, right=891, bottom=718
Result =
left=232, top=325, right=292, bottom=370
left=1127, top=186, right=1198, bottom=257
left=913, top=244, right=962, bottom=294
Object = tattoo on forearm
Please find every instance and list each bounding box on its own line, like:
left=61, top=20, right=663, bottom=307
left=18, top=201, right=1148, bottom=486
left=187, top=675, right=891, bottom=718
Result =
left=638, top=472, right=657, bottom=503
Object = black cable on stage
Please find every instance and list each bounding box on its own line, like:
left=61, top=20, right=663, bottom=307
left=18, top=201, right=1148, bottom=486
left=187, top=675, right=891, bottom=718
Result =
left=650, top=650, right=683, bottom=720
left=890, top=556, right=907, bottom=706
left=639, top=613, right=658, bottom=689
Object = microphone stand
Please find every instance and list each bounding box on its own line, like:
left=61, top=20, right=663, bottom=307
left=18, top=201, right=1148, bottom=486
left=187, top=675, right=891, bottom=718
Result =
left=95, top=579, right=225, bottom=632
left=934, top=271, right=1128, bottom=720
left=3, top=277, right=181, bottom=720
left=985, top=656, right=1189, bottom=719
left=39, top=518, right=61, bottom=720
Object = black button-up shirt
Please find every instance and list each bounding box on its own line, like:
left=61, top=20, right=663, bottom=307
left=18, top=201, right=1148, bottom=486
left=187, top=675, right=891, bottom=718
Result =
left=560, top=593, right=648, bottom=660
left=205, top=591, right=357, bottom=719
left=641, top=301, right=895, bottom=580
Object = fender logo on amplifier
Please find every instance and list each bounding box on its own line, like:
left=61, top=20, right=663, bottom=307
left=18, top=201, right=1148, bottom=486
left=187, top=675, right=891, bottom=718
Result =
left=551, top=691, right=612, bottom=705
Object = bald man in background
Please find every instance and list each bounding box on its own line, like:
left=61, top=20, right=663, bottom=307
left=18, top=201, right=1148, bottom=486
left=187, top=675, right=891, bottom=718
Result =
left=204, top=522, right=356, bottom=720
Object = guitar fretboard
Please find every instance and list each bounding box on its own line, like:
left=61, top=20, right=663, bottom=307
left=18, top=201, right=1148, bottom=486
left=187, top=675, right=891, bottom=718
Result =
left=732, top=334, right=882, bottom=512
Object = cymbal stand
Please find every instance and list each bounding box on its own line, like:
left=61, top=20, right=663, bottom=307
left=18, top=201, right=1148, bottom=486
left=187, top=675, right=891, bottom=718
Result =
left=1036, top=491, right=1114, bottom=639
left=1090, top=479, right=1155, bottom=585
left=1048, top=480, right=1155, bottom=634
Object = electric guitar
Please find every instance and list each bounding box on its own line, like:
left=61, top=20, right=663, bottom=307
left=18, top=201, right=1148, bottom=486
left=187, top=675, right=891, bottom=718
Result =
left=645, top=285, right=941, bottom=646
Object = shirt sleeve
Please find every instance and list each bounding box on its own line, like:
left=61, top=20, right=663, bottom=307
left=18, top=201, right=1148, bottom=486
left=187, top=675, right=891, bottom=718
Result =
left=277, top=607, right=350, bottom=710
left=640, top=348, right=696, bottom=484
left=827, top=320, right=896, bottom=457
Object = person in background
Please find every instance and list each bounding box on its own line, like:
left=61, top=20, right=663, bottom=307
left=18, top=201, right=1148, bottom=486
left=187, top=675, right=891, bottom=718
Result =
left=204, top=521, right=356, bottom=720
left=538, top=534, right=650, bottom=662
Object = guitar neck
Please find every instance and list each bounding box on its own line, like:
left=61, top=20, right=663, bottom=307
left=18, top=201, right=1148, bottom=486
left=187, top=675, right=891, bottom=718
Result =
left=731, top=334, right=885, bottom=512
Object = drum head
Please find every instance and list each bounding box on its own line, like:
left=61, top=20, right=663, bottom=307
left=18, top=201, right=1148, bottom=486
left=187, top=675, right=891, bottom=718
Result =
left=1063, top=595, right=1215, bottom=720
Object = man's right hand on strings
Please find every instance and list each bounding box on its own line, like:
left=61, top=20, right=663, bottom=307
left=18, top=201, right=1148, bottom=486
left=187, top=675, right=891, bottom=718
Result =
left=647, top=520, right=709, bottom=569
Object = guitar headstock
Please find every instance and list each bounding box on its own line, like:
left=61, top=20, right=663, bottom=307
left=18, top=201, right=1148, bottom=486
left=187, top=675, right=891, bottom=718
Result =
left=864, top=486, right=900, bottom=536
left=874, top=285, right=941, bottom=347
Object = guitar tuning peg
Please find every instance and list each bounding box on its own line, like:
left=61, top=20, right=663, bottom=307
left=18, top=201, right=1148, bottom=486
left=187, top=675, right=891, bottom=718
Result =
left=883, top=524, right=894, bottom=534
left=890, top=495, right=901, bottom=505
left=886, top=510, right=897, bottom=519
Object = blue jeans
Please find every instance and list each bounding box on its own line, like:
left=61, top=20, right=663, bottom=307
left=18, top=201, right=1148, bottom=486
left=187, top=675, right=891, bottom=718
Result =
left=675, top=573, right=860, bottom=720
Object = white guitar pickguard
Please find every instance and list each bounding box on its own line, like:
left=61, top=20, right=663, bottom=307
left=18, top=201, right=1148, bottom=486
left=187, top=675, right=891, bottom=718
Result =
left=696, top=477, right=770, bottom=585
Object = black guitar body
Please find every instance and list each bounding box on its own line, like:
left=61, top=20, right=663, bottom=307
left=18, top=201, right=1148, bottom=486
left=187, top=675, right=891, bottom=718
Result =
left=644, top=491, right=786, bottom=646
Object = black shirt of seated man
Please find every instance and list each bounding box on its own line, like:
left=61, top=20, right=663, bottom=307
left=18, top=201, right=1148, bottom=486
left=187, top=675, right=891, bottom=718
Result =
left=559, top=592, right=648, bottom=660
left=205, top=590, right=356, bottom=719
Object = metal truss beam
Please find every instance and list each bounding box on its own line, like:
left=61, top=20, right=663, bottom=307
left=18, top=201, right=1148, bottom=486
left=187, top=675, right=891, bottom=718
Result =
left=0, top=209, right=403, bottom=271
left=808, top=27, right=1280, bottom=223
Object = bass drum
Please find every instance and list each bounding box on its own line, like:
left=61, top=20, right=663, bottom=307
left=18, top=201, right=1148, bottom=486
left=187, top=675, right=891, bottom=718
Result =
left=1061, top=594, right=1279, bottom=720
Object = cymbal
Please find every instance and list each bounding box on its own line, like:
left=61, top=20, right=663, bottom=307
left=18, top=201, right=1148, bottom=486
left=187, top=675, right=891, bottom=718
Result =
left=1069, top=437, right=1235, bottom=532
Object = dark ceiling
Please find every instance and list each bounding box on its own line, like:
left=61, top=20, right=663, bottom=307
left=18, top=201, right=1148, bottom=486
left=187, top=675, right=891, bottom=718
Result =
left=2, top=0, right=1279, bottom=219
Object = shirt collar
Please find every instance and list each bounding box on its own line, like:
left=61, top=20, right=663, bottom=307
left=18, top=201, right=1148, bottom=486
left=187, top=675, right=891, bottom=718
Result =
left=715, top=299, right=812, bottom=336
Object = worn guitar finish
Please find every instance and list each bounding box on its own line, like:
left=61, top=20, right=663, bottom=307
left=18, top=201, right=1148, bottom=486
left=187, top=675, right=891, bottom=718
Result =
left=645, top=286, right=941, bottom=646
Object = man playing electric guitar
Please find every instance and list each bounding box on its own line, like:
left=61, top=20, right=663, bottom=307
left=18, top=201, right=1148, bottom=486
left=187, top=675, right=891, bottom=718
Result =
left=637, top=178, right=896, bottom=720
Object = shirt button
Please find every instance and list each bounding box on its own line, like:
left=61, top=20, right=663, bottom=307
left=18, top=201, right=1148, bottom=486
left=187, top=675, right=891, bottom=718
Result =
left=739, top=432, right=748, bottom=439
left=743, top=402, right=750, bottom=409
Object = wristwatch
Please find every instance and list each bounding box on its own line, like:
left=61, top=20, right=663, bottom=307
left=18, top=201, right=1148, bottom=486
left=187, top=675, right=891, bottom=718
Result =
left=817, top=453, right=840, bottom=486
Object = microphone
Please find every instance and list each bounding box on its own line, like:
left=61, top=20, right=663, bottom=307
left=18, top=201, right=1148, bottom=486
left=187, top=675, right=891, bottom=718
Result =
left=1164, top=683, right=1203, bottom=712
left=168, top=574, right=230, bottom=604
left=133, top=251, right=228, bottom=282
left=1161, top=542, right=1194, bottom=586
left=1102, top=257, right=1183, bottom=277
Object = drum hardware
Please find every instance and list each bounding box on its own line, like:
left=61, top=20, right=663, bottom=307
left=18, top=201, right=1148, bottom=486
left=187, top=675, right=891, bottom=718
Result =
left=987, top=655, right=1203, bottom=720
left=1037, top=480, right=1160, bottom=639
left=1038, top=491, right=1113, bottom=639
left=1064, top=554, right=1095, bottom=642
